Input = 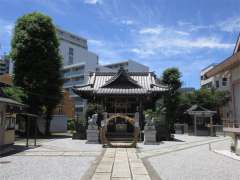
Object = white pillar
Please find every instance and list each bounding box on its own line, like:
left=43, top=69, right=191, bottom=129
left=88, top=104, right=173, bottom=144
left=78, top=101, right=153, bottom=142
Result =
left=194, top=115, right=197, bottom=136
left=134, top=112, right=139, bottom=128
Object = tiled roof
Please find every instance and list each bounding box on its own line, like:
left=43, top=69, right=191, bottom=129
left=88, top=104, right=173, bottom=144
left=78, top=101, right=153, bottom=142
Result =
left=73, top=70, right=167, bottom=96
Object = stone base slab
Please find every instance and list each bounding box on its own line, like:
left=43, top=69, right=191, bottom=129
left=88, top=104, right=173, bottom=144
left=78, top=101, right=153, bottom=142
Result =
left=87, top=129, right=99, bottom=143
left=144, top=129, right=157, bottom=145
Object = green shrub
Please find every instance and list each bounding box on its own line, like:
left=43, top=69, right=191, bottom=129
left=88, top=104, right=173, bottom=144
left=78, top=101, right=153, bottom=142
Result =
left=67, top=119, right=75, bottom=131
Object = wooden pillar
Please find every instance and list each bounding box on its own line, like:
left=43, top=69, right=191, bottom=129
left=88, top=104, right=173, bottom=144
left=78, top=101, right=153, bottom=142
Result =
left=210, top=116, right=213, bottom=137
left=139, top=97, right=143, bottom=129
left=194, top=115, right=197, bottom=136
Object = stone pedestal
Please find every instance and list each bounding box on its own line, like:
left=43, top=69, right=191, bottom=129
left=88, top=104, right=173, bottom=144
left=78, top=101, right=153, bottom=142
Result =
left=144, top=126, right=157, bottom=145
left=87, top=126, right=99, bottom=143
left=234, top=136, right=240, bottom=156
left=184, top=123, right=188, bottom=134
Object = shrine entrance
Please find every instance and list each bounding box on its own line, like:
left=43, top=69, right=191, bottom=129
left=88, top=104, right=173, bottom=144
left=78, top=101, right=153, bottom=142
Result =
left=106, top=114, right=135, bottom=141
left=100, top=113, right=139, bottom=147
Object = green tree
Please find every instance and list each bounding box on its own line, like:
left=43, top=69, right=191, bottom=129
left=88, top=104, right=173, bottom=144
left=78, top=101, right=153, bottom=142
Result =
left=177, top=88, right=230, bottom=123
left=162, top=68, right=182, bottom=136
left=2, top=86, right=27, bottom=103
left=11, top=12, right=63, bottom=135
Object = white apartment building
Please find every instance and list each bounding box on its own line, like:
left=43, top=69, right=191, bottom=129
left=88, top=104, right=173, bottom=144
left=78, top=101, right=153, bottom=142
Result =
left=103, top=60, right=149, bottom=72
left=206, top=35, right=240, bottom=155
left=200, top=63, right=231, bottom=122
left=57, top=28, right=99, bottom=117
left=200, top=63, right=230, bottom=91
left=57, top=29, right=150, bottom=118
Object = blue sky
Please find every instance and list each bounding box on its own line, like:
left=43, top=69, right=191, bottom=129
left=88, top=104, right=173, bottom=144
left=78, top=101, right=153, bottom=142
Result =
left=0, top=0, right=240, bottom=88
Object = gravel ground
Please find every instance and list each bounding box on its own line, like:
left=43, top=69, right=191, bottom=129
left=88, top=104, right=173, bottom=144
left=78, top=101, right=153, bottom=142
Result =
left=35, top=138, right=102, bottom=152
left=0, top=138, right=103, bottom=180
left=0, top=156, right=95, bottom=180
left=148, top=139, right=240, bottom=180
left=138, top=134, right=222, bottom=152
left=15, top=138, right=102, bottom=152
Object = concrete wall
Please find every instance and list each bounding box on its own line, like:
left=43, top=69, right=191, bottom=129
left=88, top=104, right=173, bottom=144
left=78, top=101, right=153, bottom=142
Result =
left=0, top=104, right=14, bottom=146
left=50, top=115, right=68, bottom=133
left=3, top=130, right=15, bottom=145
left=233, top=83, right=240, bottom=123
left=128, top=60, right=149, bottom=72
left=231, top=65, right=240, bottom=123
left=104, top=60, right=149, bottom=72
left=59, top=40, right=98, bottom=67
left=232, top=65, right=240, bottom=82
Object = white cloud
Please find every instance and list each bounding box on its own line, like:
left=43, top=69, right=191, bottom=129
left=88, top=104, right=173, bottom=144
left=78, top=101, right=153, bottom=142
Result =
left=133, top=25, right=234, bottom=58
left=121, top=20, right=134, bottom=25
left=174, top=37, right=234, bottom=49
left=178, top=17, right=240, bottom=33
left=84, top=0, right=102, bottom=5
left=139, top=26, right=164, bottom=34
left=4, top=24, right=13, bottom=35
left=218, top=16, right=240, bottom=32
left=175, top=31, right=190, bottom=36
left=0, top=19, right=13, bottom=36
left=177, top=21, right=212, bottom=32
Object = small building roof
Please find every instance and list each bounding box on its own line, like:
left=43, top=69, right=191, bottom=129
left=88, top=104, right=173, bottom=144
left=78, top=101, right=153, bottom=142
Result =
left=73, top=68, right=167, bottom=97
left=0, top=97, right=26, bottom=107
left=186, top=104, right=216, bottom=116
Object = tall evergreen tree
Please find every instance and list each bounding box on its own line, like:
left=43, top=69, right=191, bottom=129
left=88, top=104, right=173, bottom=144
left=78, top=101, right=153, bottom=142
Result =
left=11, top=12, right=63, bottom=135
left=162, top=68, right=182, bottom=137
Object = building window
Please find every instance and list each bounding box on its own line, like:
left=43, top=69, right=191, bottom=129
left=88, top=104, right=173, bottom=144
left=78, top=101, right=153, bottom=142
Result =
left=64, top=79, right=70, bottom=84
left=73, top=76, right=84, bottom=82
left=215, top=80, right=219, bottom=88
left=222, top=77, right=228, bottom=86
left=68, top=47, right=74, bottom=65
left=72, top=66, right=84, bottom=74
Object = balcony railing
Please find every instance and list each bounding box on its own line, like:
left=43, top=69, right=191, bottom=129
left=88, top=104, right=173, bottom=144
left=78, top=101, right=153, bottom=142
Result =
left=223, top=122, right=240, bottom=128
left=63, top=71, right=84, bottom=78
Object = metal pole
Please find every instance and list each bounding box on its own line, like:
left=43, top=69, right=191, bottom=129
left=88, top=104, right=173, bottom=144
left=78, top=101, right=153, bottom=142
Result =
left=26, top=115, right=29, bottom=147
left=34, top=117, right=37, bottom=146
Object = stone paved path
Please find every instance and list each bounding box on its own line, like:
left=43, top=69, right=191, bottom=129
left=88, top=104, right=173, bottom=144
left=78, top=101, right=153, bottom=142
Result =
left=92, top=148, right=151, bottom=180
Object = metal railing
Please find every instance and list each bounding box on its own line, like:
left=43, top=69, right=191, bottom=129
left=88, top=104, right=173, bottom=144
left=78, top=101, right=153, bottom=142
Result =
left=222, top=118, right=239, bottom=128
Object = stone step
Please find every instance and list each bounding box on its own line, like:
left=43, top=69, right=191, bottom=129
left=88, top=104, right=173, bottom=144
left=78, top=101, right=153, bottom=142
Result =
left=108, top=138, right=134, bottom=142
left=110, top=142, right=135, bottom=148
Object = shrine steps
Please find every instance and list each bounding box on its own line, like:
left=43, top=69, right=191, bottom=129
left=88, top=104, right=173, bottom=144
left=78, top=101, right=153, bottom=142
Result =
left=109, top=142, right=136, bottom=148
